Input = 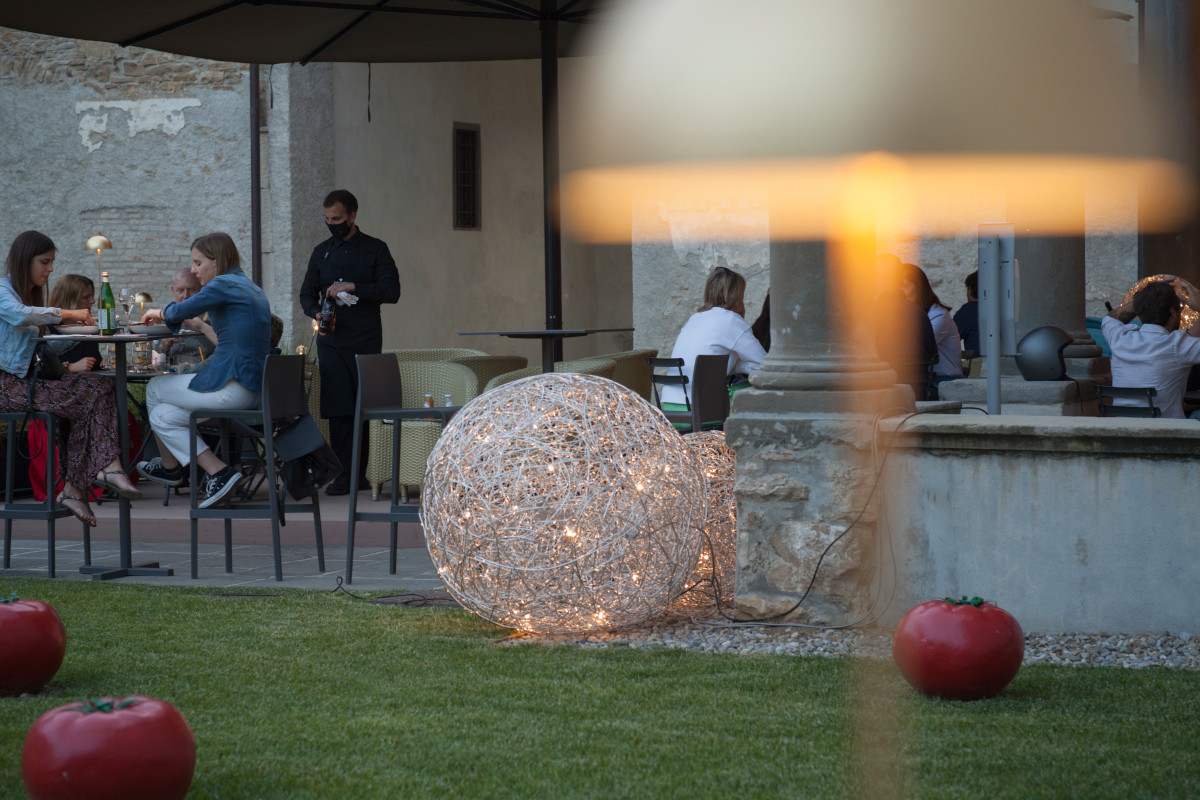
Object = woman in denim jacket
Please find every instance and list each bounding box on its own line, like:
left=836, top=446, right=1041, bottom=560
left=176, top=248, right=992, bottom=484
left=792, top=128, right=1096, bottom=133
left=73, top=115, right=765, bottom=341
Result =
left=136, top=232, right=271, bottom=509
left=0, top=231, right=143, bottom=527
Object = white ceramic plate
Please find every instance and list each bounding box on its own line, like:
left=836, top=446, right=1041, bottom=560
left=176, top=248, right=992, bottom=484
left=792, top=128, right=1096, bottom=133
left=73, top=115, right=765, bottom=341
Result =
left=58, top=325, right=100, bottom=335
left=128, top=324, right=172, bottom=335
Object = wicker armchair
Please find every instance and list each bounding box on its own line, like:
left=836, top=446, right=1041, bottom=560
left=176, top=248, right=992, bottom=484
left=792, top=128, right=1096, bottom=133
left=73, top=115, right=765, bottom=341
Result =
left=386, top=347, right=486, bottom=361
left=305, top=359, right=331, bottom=445
left=483, top=357, right=618, bottom=391
left=593, top=348, right=658, bottom=400
left=448, top=354, right=528, bottom=389
left=365, top=359, right=479, bottom=501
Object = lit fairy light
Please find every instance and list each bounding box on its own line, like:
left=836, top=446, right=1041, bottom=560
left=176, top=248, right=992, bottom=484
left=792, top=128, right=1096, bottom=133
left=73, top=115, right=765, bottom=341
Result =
left=1121, top=274, right=1200, bottom=330
left=421, top=373, right=705, bottom=633
left=673, top=431, right=737, bottom=611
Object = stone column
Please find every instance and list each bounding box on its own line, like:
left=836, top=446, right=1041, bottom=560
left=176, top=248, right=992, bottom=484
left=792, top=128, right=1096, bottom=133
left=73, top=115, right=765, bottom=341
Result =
left=726, top=237, right=910, bottom=624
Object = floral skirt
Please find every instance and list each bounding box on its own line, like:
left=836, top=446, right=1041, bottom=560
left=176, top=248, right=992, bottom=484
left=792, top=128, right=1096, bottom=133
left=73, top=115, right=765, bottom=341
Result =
left=0, top=370, right=121, bottom=491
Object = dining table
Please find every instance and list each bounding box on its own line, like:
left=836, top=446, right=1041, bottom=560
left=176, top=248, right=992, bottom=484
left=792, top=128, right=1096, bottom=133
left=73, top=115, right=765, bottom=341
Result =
left=458, top=328, right=634, bottom=373
left=38, top=327, right=203, bottom=580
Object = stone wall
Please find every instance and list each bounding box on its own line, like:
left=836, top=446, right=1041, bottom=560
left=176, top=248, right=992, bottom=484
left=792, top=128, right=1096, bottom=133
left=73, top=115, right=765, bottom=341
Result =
left=0, top=27, right=253, bottom=318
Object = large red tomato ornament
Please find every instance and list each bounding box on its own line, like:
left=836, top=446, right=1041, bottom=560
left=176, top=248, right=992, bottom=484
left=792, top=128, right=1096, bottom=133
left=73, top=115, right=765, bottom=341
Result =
left=0, top=592, right=66, bottom=695
left=892, top=596, right=1024, bottom=700
left=22, top=696, right=197, bottom=800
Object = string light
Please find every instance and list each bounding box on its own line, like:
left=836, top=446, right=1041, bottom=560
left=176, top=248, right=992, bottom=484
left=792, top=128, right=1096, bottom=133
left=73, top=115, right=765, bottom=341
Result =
left=1120, top=274, right=1199, bottom=329
left=673, top=431, right=738, bottom=610
left=422, top=373, right=706, bottom=633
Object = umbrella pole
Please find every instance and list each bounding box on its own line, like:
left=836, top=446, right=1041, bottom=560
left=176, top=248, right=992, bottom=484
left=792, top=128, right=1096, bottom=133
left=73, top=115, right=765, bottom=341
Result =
left=541, top=3, right=564, bottom=362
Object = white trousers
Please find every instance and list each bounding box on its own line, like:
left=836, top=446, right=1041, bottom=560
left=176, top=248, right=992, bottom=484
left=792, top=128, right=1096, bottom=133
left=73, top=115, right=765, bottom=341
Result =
left=146, top=374, right=260, bottom=465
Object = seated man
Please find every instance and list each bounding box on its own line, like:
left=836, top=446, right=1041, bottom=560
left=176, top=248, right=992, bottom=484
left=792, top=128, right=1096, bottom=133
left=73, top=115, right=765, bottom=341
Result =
left=1101, top=281, right=1200, bottom=418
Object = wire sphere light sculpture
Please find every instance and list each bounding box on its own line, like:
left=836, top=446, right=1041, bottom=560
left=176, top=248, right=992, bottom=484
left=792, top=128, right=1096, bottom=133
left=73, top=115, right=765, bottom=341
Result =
left=1121, top=274, right=1199, bottom=330
left=422, top=373, right=707, bottom=633
left=674, top=431, right=738, bottom=610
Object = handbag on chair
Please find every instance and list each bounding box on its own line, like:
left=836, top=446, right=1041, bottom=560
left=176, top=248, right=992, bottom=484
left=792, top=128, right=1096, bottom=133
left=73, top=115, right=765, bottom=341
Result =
left=274, top=413, right=342, bottom=501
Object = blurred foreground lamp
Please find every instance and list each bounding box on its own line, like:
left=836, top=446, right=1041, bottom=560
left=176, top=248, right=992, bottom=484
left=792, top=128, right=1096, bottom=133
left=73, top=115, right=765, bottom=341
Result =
left=85, top=234, right=111, bottom=296
left=562, top=0, right=1193, bottom=244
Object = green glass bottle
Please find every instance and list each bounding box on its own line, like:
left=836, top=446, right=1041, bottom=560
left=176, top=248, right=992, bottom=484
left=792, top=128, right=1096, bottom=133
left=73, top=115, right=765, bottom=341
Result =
left=98, top=271, right=117, bottom=335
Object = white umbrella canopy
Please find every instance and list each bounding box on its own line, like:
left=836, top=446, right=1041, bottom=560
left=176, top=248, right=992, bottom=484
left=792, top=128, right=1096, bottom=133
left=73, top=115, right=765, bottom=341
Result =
left=0, top=0, right=600, bottom=65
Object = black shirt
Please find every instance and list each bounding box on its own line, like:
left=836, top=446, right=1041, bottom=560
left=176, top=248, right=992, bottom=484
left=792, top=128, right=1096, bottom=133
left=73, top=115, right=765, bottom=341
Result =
left=299, top=228, right=401, bottom=352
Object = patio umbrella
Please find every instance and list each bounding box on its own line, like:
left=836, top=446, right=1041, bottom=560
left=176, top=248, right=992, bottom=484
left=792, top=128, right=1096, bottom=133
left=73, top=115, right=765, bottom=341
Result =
left=0, top=0, right=603, bottom=351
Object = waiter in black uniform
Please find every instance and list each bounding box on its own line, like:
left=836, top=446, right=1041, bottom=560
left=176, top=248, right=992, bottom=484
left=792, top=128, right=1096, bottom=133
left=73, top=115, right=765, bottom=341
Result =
left=299, top=189, right=401, bottom=495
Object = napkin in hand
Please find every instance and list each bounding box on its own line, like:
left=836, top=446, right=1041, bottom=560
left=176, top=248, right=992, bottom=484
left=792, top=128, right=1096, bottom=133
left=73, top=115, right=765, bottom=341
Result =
left=336, top=292, right=359, bottom=307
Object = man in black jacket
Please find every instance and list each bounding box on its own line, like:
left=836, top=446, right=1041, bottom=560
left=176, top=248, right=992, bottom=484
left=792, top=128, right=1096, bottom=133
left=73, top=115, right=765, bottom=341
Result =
left=299, top=189, right=401, bottom=494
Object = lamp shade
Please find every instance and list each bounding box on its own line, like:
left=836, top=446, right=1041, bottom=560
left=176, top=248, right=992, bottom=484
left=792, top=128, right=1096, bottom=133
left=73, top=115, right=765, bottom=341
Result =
left=85, top=234, right=112, bottom=250
left=562, top=0, right=1193, bottom=241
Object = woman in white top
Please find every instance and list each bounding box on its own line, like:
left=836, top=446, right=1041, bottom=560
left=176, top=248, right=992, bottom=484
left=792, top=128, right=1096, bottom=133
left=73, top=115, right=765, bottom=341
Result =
left=661, top=267, right=767, bottom=406
left=904, top=263, right=962, bottom=389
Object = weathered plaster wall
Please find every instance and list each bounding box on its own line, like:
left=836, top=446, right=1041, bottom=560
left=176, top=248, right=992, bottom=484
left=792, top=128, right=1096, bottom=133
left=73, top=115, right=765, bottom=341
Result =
left=0, top=29, right=252, bottom=310
left=330, top=59, right=632, bottom=366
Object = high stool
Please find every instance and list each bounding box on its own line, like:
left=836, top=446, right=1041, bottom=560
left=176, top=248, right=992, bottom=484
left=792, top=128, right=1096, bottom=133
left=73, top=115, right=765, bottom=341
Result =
left=344, top=354, right=459, bottom=584
left=0, top=411, right=88, bottom=577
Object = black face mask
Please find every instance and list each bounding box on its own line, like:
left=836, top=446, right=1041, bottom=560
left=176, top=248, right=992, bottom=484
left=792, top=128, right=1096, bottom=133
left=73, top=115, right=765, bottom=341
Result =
left=327, top=220, right=352, bottom=240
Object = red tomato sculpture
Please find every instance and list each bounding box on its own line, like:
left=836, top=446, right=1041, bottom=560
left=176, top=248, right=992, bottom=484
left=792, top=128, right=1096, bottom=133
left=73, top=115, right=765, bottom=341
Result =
left=892, top=596, right=1025, bottom=700
left=0, top=592, right=66, bottom=695
left=22, top=696, right=197, bottom=800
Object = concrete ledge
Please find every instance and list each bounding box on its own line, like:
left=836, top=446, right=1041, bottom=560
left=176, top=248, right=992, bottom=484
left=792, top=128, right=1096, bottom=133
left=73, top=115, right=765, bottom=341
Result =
left=881, top=413, right=1200, bottom=456
left=879, top=414, right=1200, bottom=634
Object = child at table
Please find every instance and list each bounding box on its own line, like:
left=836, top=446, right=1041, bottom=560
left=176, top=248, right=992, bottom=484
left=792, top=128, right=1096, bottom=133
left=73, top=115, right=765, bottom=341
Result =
left=46, top=274, right=102, bottom=373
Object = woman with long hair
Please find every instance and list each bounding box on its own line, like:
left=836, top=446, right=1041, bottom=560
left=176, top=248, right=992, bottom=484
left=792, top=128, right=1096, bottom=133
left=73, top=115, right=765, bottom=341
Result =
left=137, top=232, right=271, bottom=508
left=660, top=266, right=766, bottom=406
left=902, top=262, right=963, bottom=385
left=0, top=231, right=143, bottom=526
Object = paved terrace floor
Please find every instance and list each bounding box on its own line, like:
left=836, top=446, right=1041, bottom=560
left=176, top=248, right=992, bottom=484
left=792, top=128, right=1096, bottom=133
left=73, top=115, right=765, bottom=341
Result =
left=0, top=483, right=441, bottom=592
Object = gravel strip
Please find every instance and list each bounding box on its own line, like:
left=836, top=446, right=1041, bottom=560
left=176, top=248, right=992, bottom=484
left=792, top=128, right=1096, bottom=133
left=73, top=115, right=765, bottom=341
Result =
left=508, top=616, right=1200, bottom=670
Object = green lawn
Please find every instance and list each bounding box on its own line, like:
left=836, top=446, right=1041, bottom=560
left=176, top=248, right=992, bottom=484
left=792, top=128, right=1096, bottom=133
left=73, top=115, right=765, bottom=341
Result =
left=1, top=579, right=1197, bottom=799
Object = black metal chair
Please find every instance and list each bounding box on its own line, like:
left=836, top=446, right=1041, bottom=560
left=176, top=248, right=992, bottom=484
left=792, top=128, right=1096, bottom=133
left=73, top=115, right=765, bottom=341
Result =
left=648, top=354, right=730, bottom=433
left=186, top=355, right=325, bottom=581
left=1096, top=385, right=1162, bottom=418
left=345, top=354, right=460, bottom=584
left=0, top=412, right=87, bottom=577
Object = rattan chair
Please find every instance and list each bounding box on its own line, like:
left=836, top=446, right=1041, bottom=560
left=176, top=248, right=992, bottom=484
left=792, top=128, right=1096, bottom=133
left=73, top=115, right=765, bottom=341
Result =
left=386, top=347, right=487, bottom=361
left=448, top=354, right=528, bottom=390
left=483, top=357, right=617, bottom=391
left=365, top=359, right=479, bottom=501
left=593, top=348, right=658, bottom=400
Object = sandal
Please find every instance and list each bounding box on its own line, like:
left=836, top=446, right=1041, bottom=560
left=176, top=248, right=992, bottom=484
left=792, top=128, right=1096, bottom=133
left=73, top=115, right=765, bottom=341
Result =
left=57, top=493, right=97, bottom=528
left=94, top=469, right=144, bottom=500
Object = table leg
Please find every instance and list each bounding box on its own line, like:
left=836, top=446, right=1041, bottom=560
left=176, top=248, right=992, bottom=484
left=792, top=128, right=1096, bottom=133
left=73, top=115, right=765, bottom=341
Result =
left=80, top=340, right=173, bottom=580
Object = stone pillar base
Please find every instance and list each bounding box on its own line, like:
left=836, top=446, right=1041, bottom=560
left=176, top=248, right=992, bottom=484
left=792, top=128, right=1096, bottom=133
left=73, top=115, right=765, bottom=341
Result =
left=726, top=385, right=911, bottom=625
left=937, top=377, right=1098, bottom=416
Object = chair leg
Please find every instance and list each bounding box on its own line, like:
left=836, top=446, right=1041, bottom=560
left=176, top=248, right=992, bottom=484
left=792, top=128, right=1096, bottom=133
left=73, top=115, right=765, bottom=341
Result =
left=190, top=517, right=199, bottom=580
left=82, top=519, right=91, bottom=566
left=345, top=408, right=365, bottom=584
left=311, top=491, right=325, bottom=573
left=389, top=522, right=397, bottom=575
left=263, top=439, right=283, bottom=582
left=224, top=519, right=233, bottom=573
left=46, top=519, right=55, bottom=579
left=3, top=520, right=10, bottom=568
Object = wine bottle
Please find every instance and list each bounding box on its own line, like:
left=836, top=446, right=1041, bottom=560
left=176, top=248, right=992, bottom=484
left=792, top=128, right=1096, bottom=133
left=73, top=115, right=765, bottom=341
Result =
left=98, top=271, right=117, bottom=335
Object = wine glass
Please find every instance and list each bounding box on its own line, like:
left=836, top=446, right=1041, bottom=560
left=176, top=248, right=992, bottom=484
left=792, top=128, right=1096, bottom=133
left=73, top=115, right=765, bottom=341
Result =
left=118, top=288, right=133, bottom=325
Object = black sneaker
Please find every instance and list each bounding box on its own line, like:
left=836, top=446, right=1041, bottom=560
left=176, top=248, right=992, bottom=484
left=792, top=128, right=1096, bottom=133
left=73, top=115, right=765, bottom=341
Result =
left=137, top=457, right=184, bottom=487
left=198, top=466, right=247, bottom=509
